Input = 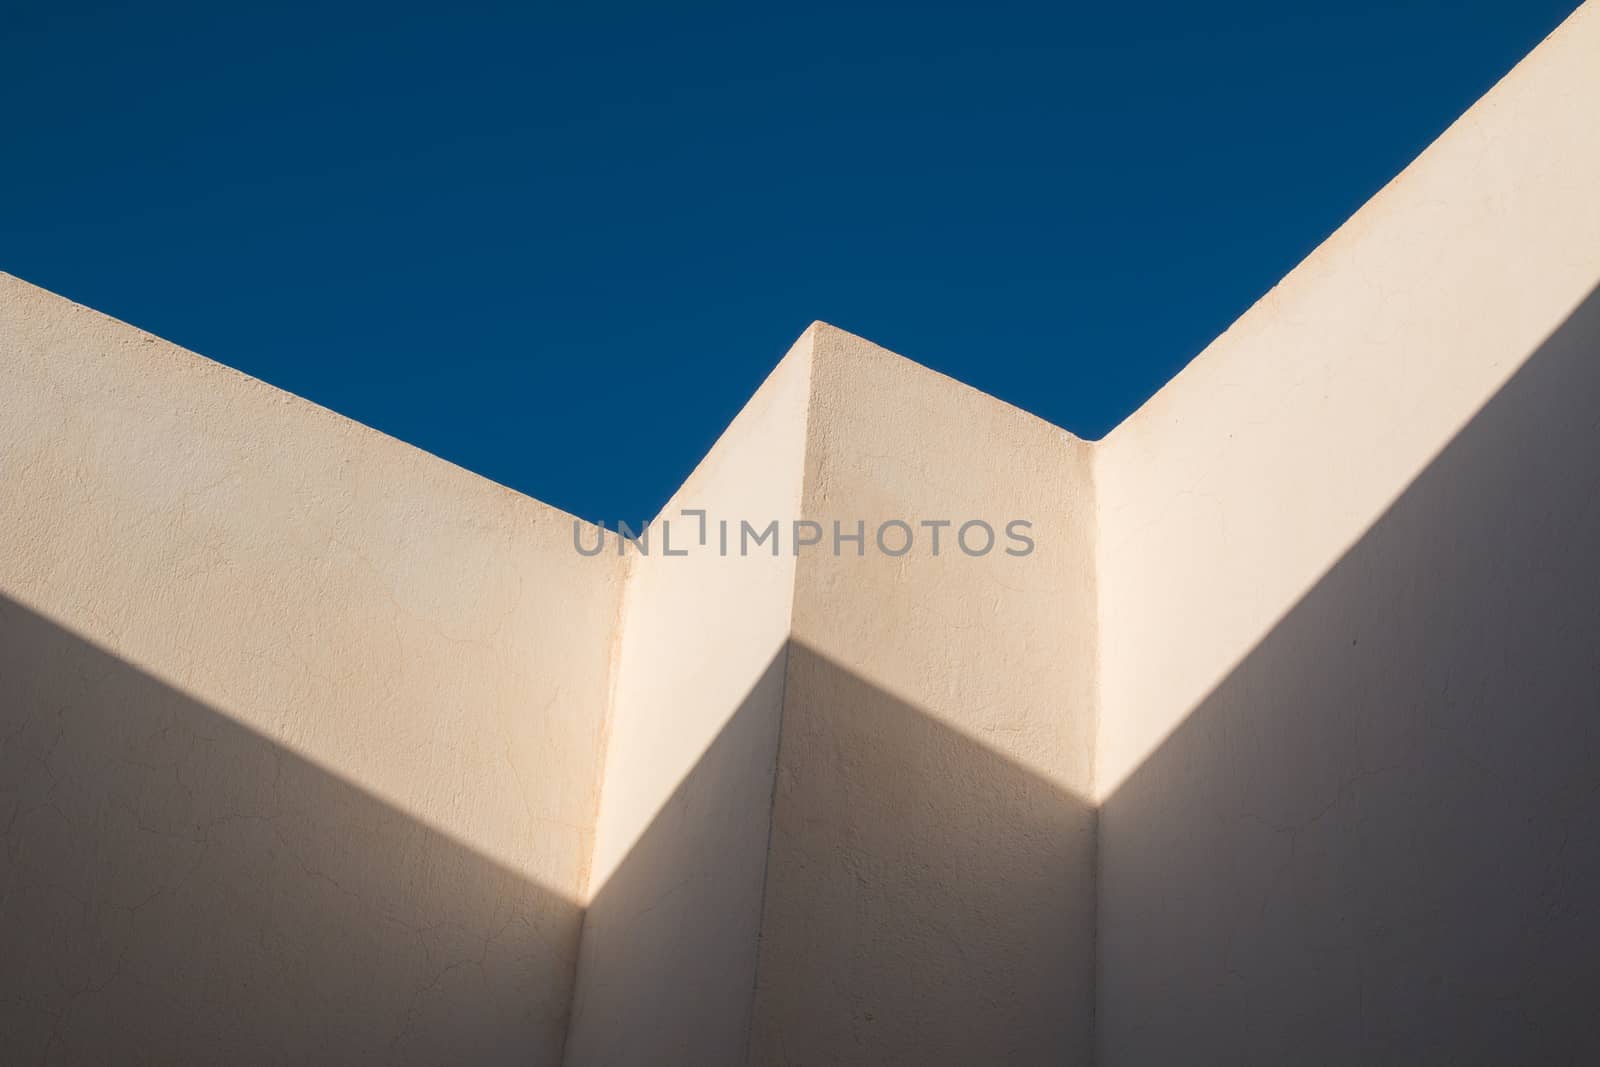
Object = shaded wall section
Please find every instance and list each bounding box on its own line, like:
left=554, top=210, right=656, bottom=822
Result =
left=755, top=643, right=1094, bottom=1066
left=1093, top=7, right=1600, bottom=1059
left=563, top=332, right=813, bottom=1066
left=0, top=274, right=626, bottom=1063
left=746, top=329, right=1099, bottom=1065
left=1097, top=286, right=1600, bottom=1063
left=0, top=597, right=573, bottom=1063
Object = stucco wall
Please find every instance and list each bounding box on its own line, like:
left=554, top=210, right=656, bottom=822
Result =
left=563, top=332, right=813, bottom=1066
left=565, top=325, right=1101, bottom=1066
left=3, top=7, right=1597, bottom=1061
left=745, top=327, right=1099, bottom=1065
left=0, top=274, right=624, bottom=1064
left=1094, top=5, right=1600, bottom=1062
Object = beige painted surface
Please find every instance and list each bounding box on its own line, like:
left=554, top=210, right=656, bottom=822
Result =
left=746, top=327, right=1098, bottom=1065
left=0, top=274, right=624, bottom=1064
left=563, top=333, right=813, bottom=1066
left=2, top=5, right=1598, bottom=1062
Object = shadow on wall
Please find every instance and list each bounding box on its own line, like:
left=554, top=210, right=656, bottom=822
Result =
left=5, top=289, right=1596, bottom=1067
left=747, top=641, right=1096, bottom=1066
left=1097, top=283, right=1600, bottom=1066
left=0, top=596, right=580, bottom=1066
left=570, top=641, right=1095, bottom=1067
left=563, top=651, right=791, bottom=1067
left=2, top=610, right=1093, bottom=1067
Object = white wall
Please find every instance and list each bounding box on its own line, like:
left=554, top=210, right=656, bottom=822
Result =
left=1095, top=2, right=1600, bottom=799
left=746, top=327, right=1099, bottom=1065
left=566, top=325, right=1102, bottom=1066
left=0, top=274, right=625, bottom=1064
left=1094, top=5, right=1600, bottom=1062
left=3, top=7, right=1598, bottom=1062
left=563, top=332, right=813, bottom=1066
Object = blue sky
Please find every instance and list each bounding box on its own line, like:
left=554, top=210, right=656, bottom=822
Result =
left=4, top=1, right=1579, bottom=522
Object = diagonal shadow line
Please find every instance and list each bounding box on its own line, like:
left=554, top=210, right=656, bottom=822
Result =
left=562, top=649, right=793, bottom=1067
left=564, top=639, right=1096, bottom=1067
left=0, top=596, right=1093, bottom=1067
left=747, top=638, right=1098, bottom=1066
left=0, top=596, right=582, bottom=1066
left=563, top=643, right=1100, bottom=1067
left=577, top=280, right=1600, bottom=1066
left=4, top=283, right=1596, bottom=1066
left=1096, top=282, right=1600, bottom=1065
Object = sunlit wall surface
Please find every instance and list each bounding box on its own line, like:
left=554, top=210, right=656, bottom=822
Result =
left=2, top=5, right=1597, bottom=1064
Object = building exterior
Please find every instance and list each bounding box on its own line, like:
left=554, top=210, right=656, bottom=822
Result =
left=2, top=4, right=1597, bottom=1063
